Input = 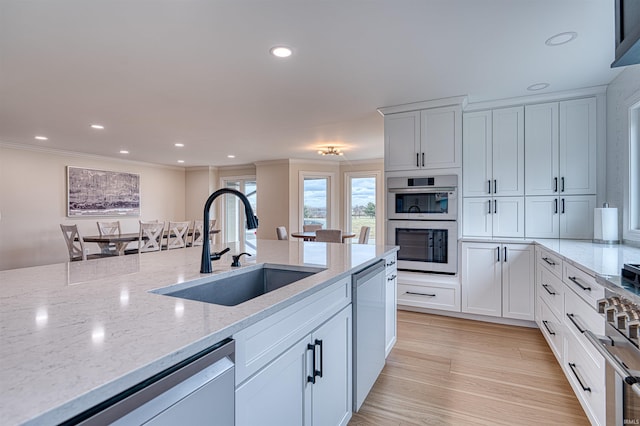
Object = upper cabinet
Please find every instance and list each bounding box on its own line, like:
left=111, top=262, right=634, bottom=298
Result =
left=525, top=98, right=597, bottom=196
left=384, top=105, right=462, bottom=171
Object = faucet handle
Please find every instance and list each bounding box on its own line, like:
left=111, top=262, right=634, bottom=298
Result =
left=231, top=252, right=252, bottom=267
left=210, top=247, right=231, bottom=261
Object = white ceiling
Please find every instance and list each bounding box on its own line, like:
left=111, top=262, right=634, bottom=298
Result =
left=0, top=0, right=622, bottom=167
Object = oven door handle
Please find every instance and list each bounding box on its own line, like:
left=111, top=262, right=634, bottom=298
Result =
left=387, top=187, right=456, bottom=194
left=584, top=330, right=640, bottom=397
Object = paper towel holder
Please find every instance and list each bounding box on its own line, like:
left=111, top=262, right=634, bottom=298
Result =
left=593, top=202, right=620, bottom=244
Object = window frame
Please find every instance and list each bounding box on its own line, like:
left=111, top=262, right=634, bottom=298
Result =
left=344, top=170, right=382, bottom=244
left=624, top=94, right=640, bottom=243
left=299, top=171, right=336, bottom=230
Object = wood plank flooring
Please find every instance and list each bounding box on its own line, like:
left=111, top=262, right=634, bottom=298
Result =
left=349, top=310, right=588, bottom=425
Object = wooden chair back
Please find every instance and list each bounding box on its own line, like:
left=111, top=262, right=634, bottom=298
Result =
left=315, top=229, right=342, bottom=243
left=358, top=226, right=371, bottom=244
left=191, top=219, right=217, bottom=246
left=166, top=221, right=190, bottom=249
left=138, top=221, right=165, bottom=253
left=60, top=224, right=86, bottom=261
left=303, top=224, right=322, bottom=232
left=97, top=221, right=121, bottom=236
left=276, top=226, right=288, bottom=240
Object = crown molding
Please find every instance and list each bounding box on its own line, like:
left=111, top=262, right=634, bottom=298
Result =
left=185, top=166, right=218, bottom=172
left=377, top=95, right=468, bottom=116
left=253, top=159, right=292, bottom=167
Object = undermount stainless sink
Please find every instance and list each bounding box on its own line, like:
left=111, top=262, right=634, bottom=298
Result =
left=152, top=264, right=325, bottom=306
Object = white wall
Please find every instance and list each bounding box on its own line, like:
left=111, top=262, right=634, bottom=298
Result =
left=606, top=64, right=640, bottom=241
left=185, top=167, right=216, bottom=221
left=255, top=160, right=290, bottom=240
left=0, top=145, right=186, bottom=270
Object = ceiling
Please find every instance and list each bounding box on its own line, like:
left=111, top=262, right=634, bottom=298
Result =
left=0, top=0, right=622, bottom=167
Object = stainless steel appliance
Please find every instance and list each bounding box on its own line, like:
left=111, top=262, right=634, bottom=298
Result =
left=352, top=259, right=386, bottom=412
left=387, top=175, right=457, bottom=221
left=587, top=264, right=640, bottom=425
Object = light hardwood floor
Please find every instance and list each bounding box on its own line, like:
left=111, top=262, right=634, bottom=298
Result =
left=350, top=310, right=588, bottom=425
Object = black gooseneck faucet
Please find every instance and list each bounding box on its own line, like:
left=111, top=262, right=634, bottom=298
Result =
left=200, top=188, right=259, bottom=273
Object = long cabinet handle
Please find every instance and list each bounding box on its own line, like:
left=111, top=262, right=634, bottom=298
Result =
left=561, top=198, right=565, bottom=214
left=488, top=180, right=491, bottom=194
left=494, top=179, right=497, bottom=194
left=542, top=257, right=556, bottom=266
left=406, top=291, right=436, bottom=297
left=307, top=343, right=316, bottom=383
left=422, top=152, right=425, bottom=167
left=542, top=320, right=556, bottom=336
left=488, top=200, right=492, bottom=215
left=541, top=284, right=556, bottom=295
left=503, top=246, right=507, bottom=262
left=568, top=362, right=591, bottom=392
left=584, top=330, right=640, bottom=397
left=496, top=246, right=500, bottom=262
left=416, top=153, right=420, bottom=167
left=314, top=339, right=323, bottom=379
left=554, top=199, right=558, bottom=214
left=561, top=177, right=565, bottom=192
left=566, top=313, right=585, bottom=334
left=554, top=177, right=558, bottom=192
left=568, top=276, right=591, bottom=291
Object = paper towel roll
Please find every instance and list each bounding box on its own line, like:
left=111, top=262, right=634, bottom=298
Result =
left=594, top=207, right=619, bottom=243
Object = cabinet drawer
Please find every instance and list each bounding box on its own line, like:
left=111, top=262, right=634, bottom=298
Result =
left=536, top=246, right=563, bottom=278
left=536, top=298, right=563, bottom=362
left=563, top=262, right=604, bottom=308
left=564, top=330, right=606, bottom=426
left=233, top=277, right=351, bottom=385
left=398, top=283, right=460, bottom=312
left=564, top=285, right=605, bottom=366
left=384, top=252, right=397, bottom=275
left=537, top=266, right=564, bottom=319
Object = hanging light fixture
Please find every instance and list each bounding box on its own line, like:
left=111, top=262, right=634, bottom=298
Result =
left=317, top=146, right=343, bottom=156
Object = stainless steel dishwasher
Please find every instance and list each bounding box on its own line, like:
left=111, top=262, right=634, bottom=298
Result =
left=63, top=339, right=235, bottom=425
left=352, top=259, right=386, bottom=412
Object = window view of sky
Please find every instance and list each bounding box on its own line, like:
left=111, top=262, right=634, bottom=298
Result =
left=304, top=177, right=375, bottom=208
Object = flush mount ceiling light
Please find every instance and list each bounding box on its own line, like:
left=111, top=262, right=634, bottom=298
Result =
left=227, top=154, right=235, bottom=159
left=34, top=135, right=48, bottom=141
left=90, top=124, right=104, bottom=130
left=270, top=46, right=292, bottom=58
left=545, top=31, right=578, bottom=46
left=318, top=146, right=344, bottom=156
left=527, top=83, right=550, bottom=91
left=119, top=150, right=129, bottom=154
left=177, top=160, right=185, bottom=163
left=174, top=143, right=184, bottom=147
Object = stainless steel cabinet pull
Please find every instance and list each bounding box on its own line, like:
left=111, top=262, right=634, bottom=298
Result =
left=406, top=291, right=436, bottom=297
left=566, top=313, right=585, bottom=333
left=568, top=362, right=591, bottom=392
left=314, top=339, right=323, bottom=379
left=584, top=330, right=640, bottom=397
left=386, top=260, right=396, bottom=267
left=494, top=199, right=497, bottom=214
left=561, top=177, right=565, bottom=192
left=494, top=179, right=497, bottom=194
left=488, top=180, right=491, bottom=194
left=561, top=198, right=565, bottom=214
left=503, top=246, right=507, bottom=262
left=422, top=152, right=425, bottom=167
left=488, top=200, right=492, bottom=214
left=307, top=343, right=316, bottom=383
left=416, top=153, right=420, bottom=167
left=496, top=246, right=500, bottom=262
left=387, top=274, right=397, bottom=281
left=542, top=284, right=556, bottom=295
left=542, top=257, right=556, bottom=266
left=554, top=199, right=558, bottom=214
left=568, top=276, right=591, bottom=291
left=542, top=320, right=556, bottom=335
left=554, top=177, right=558, bottom=192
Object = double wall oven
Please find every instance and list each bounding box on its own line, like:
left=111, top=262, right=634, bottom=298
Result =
left=386, top=175, right=458, bottom=274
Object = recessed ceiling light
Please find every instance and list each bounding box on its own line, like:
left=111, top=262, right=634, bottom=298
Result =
left=34, top=136, right=48, bottom=141
left=227, top=155, right=235, bottom=158
left=527, top=83, right=550, bottom=91
left=119, top=150, right=129, bottom=154
left=545, top=32, right=578, bottom=46
left=177, top=160, right=185, bottom=163
left=90, top=124, right=104, bottom=130
left=270, top=46, right=292, bottom=58
left=174, top=143, right=184, bottom=147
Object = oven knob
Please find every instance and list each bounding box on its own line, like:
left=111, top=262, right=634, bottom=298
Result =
left=615, top=304, right=636, bottom=329
left=608, top=303, right=631, bottom=324
left=599, top=296, right=623, bottom=316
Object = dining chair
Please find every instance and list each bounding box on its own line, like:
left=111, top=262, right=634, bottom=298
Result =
left=96, top=221, right=121, bottom=254
left=138, top=221, right=165, bottom=253
left=358, top=226, right=371, bottom=244
left=166, top=221, right=190, bottom=250
left=190, top=219, right=217, bottom=246
left=315, top=229, right=342, bottom=243
left=60, top=224, right=110, bottom=261
left=276, top=226, right=288, bottom=240
left=303, top=224, right=322, bottom=232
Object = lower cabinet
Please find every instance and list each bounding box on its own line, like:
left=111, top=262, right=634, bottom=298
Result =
left=385, top=252, right=398, bottom=357
left=236, top=305, right=352, bottom=426
left=461, top=242, right=534, bottom=320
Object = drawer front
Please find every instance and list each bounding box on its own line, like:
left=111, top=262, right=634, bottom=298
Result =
left=398, top=283, right=461, bottom=312
left=564, top=330, right=606, bottom=426
left=536, top=298, right=563, bottom=362
left=537, top=265, right=564, bottom=319
left=564, top=285, right=605, bottom=366
left=563, top=262, right=604, bottom=308
left=233, top=277, right=351, bottom=385
left=384, top=252, right=398, bottom=275
left=536, top=246, right=563, bottom=278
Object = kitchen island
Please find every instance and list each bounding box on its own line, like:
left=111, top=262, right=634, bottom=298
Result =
left=0, top=240, right=397, bottom=425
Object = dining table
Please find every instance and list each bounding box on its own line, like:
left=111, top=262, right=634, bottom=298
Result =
left=290, top=231, right=356, bottom=243
left=82, top=229, right=220, bottom=256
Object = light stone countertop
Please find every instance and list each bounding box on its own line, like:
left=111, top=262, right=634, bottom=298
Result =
left=0, top=240, right=398, bottom=426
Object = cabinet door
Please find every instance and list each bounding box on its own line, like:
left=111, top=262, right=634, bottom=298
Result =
left=236, top=338, right=311, bottom=426
left=462, top=110, right=492, bottom=197
left=461, top=242, right=502, bottom=317
left=525, top=103, right=559, bottom=195
left=492, top=197, right=524, bottom=238
left=560, top=195, right=596, bottom=239
left=492, top=106, right=524, bottom=196
left=311, top=306, right=352, bottom=426
left=385, top=270, right=397, bottom=357
left=559, top=98, right=597, bottom=195
left=502, top=244, right=535, bottom=321
left=525, top=196, right=560, bottom=238
left=462, top=197, right=492, bottom=237
left=421, top=105, right=462, bottom=169
left=384, top=111, right=421, bottom=171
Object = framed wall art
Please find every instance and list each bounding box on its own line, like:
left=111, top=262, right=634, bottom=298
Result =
left=67, top=166, right=140, bottom=217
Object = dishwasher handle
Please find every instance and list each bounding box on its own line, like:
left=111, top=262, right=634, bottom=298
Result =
left=353, top=259, right=386, bottom=287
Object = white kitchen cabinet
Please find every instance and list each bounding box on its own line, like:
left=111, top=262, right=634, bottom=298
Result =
left=461, top=242, right=534, bottom=320
left=384, top=252, right=397, bottom=358
left=384, top=106, right=461, bottom=171
left=236, top=305, right=352, bottom=426
left=525, top=98, right=596, bottom=196
left=462, top=196, right=524, bottom=238
left=525, top=195, right=596, bottom=239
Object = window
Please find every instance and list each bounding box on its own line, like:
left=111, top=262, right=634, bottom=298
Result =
left=301, top=174, right=331, bottom=229
left=345, top=172, right=380, bottom=244
left=222, top=177, right=257, bottom=252
left=629, top=100, right=640, bottom=241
